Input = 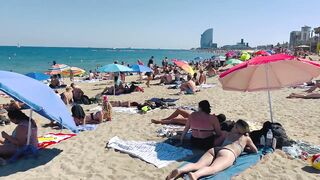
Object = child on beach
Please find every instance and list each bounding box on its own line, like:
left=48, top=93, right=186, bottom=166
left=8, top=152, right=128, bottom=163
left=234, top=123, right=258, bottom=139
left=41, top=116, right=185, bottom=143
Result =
left=166, top=119, right=258, bottom=180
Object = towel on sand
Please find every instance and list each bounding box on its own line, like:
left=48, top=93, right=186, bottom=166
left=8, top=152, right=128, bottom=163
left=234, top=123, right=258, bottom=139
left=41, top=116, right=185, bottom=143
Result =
left=197, top=83, right=216, bottom=89
left=38, top=133, right=76, bottom=149
left=112, top=107, right=139, bottom=114
left=182, top=148, right=273, bottom=180
left=107, top=136, right=193, bottom=168
left=77, top=124, right=98, bottom=131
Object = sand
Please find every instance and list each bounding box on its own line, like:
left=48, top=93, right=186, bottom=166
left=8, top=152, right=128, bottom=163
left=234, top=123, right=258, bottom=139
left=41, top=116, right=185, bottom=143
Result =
left=0, top=75, right=320, bottom=180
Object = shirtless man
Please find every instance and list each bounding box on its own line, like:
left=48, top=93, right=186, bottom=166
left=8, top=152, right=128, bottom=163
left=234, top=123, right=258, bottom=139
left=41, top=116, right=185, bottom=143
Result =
left=180, top=75, right=197, bottom=94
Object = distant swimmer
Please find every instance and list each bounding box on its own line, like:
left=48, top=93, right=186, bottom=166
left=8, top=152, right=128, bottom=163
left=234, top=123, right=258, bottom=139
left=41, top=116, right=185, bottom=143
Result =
left=52, top=60, right=57, bottom=65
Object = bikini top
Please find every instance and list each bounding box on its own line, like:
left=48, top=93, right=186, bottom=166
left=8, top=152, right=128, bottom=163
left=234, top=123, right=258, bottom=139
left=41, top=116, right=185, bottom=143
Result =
left=222, top=138, right=244, bottom=153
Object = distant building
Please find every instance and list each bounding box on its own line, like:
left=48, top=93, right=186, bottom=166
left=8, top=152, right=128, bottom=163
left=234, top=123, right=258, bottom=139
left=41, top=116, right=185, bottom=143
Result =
left=200, top=28, right=217, bottom=49
left=221, top=38, right=251, bottom=50
left=289, top=26, right=312, bottom=49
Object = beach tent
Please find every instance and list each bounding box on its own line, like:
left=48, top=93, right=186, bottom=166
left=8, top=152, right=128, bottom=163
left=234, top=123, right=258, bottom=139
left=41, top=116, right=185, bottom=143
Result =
left=25, top=72, right=50, bottom=81
left=219, top=54, right=320, bottom=122
left=0, top=71, right=78, bottom=134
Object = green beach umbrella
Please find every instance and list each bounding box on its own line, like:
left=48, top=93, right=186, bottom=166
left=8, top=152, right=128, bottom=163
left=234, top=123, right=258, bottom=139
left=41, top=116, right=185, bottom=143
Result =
left=226, top=59, right=243, bottom=65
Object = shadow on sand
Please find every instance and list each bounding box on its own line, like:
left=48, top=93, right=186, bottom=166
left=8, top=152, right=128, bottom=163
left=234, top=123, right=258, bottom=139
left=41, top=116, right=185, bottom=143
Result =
left=0, top=148, right=62, bottom=177
left=301, top=166, right=320, bottom=174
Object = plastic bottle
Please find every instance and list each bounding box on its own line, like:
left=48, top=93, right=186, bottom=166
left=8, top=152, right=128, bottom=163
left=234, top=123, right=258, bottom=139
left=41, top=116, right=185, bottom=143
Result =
left=266, top=129, right=273, bottom=147
left=260, top=135, right=265, bottom=147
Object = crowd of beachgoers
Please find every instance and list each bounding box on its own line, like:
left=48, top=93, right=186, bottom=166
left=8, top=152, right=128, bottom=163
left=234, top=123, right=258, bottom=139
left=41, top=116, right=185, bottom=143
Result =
left=0, top=47, right=320, bottom=179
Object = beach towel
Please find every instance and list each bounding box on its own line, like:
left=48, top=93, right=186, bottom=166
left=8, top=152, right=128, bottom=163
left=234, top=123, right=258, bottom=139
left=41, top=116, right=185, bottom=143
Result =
left=197, top=83, right=216, bottom=89
left=156, top=125, right=184, bottom=137
left=112, top=107, right=139, bottom=114
left=107, top=136, right=193, bottom=168
left=77, top=124, right=98, bottom=131
left=181, top=148, right=273, bottom=180
left=38, top=133, right=76, bottom=149
left=149, top=98, right=179, bottom=103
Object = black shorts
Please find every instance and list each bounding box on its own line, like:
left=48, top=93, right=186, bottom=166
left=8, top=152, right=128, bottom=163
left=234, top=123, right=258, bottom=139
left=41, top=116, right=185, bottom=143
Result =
left=191, top=135, right=215, bottom=151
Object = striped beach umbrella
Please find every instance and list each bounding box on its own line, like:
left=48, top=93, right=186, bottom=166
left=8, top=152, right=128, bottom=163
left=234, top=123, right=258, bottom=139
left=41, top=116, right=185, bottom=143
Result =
left=47, top=64, right=70, bottom=75
left=61, top=67, right=86, bottom=76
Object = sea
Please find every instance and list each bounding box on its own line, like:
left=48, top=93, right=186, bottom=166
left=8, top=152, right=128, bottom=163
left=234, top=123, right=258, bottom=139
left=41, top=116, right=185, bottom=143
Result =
left=0, top=46, right=214, bottom=74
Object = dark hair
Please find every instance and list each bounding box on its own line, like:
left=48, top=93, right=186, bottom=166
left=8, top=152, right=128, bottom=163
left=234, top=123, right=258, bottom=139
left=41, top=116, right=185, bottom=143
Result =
left=217, top=113, right=226, bottom=123
left=187, top=74, right=192, bottom=81
left=71, top=104, right=85, bottom=119
left=235, top=119, right=250, bottom=135
left=7, top=109, right=37, bottom=127
left=198, top=100, right=211, bottom=114
left=193, top=73, right=197, bottom=78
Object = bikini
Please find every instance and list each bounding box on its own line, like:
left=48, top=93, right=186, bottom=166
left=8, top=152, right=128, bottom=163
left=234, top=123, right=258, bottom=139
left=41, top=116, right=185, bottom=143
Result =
left=217, top=138, right=244, bottom=160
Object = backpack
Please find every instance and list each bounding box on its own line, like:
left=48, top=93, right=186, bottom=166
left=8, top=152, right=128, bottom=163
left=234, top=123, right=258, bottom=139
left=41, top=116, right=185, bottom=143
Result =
left=250, top=121, right=294, bottom=149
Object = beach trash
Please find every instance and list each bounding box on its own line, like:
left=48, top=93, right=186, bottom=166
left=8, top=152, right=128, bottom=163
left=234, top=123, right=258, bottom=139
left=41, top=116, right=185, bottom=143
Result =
left=311, top=154, right=320, bottom=170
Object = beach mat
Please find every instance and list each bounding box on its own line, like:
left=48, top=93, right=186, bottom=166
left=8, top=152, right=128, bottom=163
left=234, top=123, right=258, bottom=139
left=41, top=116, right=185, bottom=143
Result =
left=77, top=124, right=98, bottom=131
left=182, top=148, right=273, bottom=180
left=107, top=136, right=193, bottom=168
left=38, top=133, right=76, bottom=149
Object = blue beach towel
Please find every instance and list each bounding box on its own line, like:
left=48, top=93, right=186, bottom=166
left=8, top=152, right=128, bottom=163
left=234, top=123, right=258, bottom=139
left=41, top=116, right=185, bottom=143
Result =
left=182, top=147, right=273, bottom=180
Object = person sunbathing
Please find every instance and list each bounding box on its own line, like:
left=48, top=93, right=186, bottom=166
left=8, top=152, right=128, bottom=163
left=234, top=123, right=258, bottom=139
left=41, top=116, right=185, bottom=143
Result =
left=179, top=100, right=223, bottom=150
left=0, top=109, right=38, bottom=162
left=287, top=93, right=320, bottom=99
left=179, top=75, right=197, bottom=94
left=151, top=108, right=226, bottom=126
left=166, top=119, right=258, bottom=180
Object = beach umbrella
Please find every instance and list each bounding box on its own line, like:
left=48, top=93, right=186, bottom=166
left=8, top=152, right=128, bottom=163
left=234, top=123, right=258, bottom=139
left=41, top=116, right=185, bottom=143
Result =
left=61, top=66, right=86, bottom=76
left=226, top=59, right=243, bottom=66
left=255, top=50, right=271, bottom=56
left=219, top=54, right=320, bottom=122
left=98, top=64, right=133, bottom=95
left=240, top=52, right=251, bottom=61
left=131, top=64, right=153, bottom=73
left=25, top=72, right=50, bottom=81
left=0, top=71, right=78, bottom=136
left=172, top=59, right=194, bottom=75
left=47, top=64, right=70, bottom=75
left=98, top=64, right=133, bottom=73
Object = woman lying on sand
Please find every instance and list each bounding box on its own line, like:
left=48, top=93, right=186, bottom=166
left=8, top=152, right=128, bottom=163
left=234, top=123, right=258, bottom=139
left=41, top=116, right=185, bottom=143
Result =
left=0, top=109, right=38, bottom=165
left=287, top=82, right=320, bottom=99
left=151, top=108, right=226, bottom=125
left=166, top=119, right=258, bottom=180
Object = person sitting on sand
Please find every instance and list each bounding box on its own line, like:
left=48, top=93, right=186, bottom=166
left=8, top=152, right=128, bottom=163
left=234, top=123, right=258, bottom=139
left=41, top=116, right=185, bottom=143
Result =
left=179, top=74, right=197, bottom=94
left=71, top=96, right=112, bottom=125
left=198, top=70, right=207, bottom=85
left=179, top=100, right=223, bottom=150
left=71, top=83, right=85, bottom=103
left=166, top=119, right=258, bottom=180
left=60, top=86, right=74, bottom=105
left=0, top=109, right=38, bottom=160
left=151, top=108, right=226, bottom=126
left=49, top=75, right=61, bottom=89
left=159, top=71, right=173, bottom=85
left=192, top=73, right=200, bottom=86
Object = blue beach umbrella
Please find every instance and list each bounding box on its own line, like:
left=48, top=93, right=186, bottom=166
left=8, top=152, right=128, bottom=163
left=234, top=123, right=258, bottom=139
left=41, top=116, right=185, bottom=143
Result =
left=0, top=71, right=78, bottom=134
left=131, top=64, right=153, bottom=73
left=98, top=64, right=133, bottom=73
left=25, top=72, right=50, bottom=81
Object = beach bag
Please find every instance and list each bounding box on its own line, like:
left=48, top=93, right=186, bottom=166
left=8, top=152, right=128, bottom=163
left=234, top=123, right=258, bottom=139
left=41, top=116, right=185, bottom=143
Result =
left=250, top=121, right=293, bottom=149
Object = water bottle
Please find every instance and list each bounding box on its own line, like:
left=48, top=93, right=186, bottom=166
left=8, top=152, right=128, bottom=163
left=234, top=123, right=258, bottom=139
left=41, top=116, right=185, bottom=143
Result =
left=260, top=135, right=265, bottom=147
left=266, top=129, right=273, bottom=147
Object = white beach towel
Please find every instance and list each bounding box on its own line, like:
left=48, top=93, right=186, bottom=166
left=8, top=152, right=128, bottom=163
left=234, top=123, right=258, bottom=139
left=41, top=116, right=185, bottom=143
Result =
left=112, top=107, right=139, bottom=114
left=107, top=136, right=193, bottom=168
left=77, top=124, right=98, bottom=131
left=197, top=83, right=216, bottom=89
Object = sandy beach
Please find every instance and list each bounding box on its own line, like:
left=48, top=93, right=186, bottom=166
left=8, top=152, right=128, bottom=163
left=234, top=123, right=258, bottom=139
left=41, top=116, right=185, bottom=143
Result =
left=0, top=75, right=320, bottom=180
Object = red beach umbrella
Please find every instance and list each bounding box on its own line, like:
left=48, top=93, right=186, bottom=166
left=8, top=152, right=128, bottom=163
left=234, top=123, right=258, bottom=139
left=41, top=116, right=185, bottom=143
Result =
left=219, top=54, right=320, bottom=122
left=255, top=50, right=271, bottom=56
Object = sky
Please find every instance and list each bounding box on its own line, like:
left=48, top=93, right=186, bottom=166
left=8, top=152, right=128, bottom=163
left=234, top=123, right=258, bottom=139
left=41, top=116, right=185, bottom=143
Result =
left=0, top=0, right=319, bottom=49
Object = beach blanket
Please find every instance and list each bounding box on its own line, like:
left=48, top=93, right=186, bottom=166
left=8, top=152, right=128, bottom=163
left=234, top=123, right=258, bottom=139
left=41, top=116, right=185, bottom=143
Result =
left=107, top=136, right=193, bottom=168
left=181, top=148, right=272, bottom=180
left=77, top=124, right=98, bottom=131
left=112, top=107, right=139, bottom=114
left=149, top=98, right=179, bottom=103
left=74, top=79, right=100, bottom=83
left=282, top=140, right=320, bottom=158
left=38, top=133, right=76, bottom=149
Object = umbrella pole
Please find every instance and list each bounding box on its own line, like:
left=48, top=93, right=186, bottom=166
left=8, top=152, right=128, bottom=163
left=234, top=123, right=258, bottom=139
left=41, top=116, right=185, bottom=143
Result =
left=265, top=64, right=274, bottom=123
left=27, top=110, right=33, bottom=145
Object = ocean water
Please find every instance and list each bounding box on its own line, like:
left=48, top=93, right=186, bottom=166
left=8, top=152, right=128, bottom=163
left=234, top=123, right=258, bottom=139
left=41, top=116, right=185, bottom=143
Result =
left=0, top=46, right=213, bottom=74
